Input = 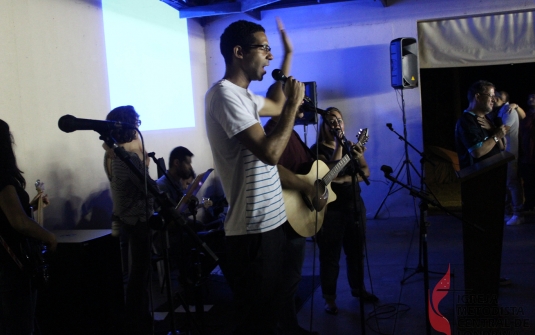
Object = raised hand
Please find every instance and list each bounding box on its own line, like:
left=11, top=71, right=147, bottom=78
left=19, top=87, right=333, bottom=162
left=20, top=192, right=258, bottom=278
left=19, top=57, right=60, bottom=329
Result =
left=276, top=17, right=293, bottom=56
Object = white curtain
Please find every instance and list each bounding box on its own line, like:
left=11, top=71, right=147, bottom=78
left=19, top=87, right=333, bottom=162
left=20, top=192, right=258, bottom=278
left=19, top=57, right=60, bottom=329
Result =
left=418, top=10, right=535, bottom=68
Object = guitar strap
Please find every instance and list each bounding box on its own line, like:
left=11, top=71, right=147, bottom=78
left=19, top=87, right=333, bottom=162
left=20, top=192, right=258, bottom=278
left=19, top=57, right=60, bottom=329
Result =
left=0, top=233, right=24, bottom=270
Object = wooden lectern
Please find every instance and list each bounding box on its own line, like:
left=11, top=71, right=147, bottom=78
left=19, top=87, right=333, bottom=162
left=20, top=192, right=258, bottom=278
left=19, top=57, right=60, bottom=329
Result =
left=457, top=151, right=514, bottom=301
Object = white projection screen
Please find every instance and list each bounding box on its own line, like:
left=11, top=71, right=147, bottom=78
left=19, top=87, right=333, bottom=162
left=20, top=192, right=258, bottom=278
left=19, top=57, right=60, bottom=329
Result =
left=102, top=0, right=195, bottom=131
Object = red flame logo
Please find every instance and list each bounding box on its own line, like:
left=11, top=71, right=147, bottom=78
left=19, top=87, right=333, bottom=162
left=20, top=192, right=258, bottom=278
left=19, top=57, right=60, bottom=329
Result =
left=428, top=264, right=451, bottom=335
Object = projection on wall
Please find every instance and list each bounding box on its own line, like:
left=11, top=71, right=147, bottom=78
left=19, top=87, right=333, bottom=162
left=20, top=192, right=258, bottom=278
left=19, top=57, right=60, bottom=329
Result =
left=102, top=0, right=194, bottom=131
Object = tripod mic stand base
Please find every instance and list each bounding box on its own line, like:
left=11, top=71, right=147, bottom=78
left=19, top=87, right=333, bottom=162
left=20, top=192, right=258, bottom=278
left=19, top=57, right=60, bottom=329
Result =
left=400, top=264, right=448, bottom=284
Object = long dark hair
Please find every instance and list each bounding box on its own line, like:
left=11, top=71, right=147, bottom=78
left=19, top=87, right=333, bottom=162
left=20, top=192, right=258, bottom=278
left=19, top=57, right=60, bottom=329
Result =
left=106, top=105, right=139, bottom=144
left=0, top=119, right=26, bottom=188
left=318, top=107, right=343, bottom=143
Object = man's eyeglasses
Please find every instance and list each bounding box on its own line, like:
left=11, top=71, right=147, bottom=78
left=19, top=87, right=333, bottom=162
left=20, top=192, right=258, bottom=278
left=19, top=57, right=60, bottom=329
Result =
left=479, top=93, right=496, bottom=100
left=246, top=44, right=272, bottom=53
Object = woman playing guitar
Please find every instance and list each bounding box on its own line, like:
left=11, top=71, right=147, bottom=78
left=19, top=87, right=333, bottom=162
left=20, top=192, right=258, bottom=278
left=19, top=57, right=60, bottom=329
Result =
left=310, top=107, right=378, bottom=316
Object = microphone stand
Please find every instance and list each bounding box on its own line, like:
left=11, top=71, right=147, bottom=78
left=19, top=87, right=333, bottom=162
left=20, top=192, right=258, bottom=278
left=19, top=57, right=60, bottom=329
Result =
left=330, top=128, right=368, bottom=335
left=380, top=125, right=444, bottom=284
left=98, top=133, right=217, bottom=335
left=148, top=153, right=183, bottom=200
left=380, top=166, right=483, bottom=335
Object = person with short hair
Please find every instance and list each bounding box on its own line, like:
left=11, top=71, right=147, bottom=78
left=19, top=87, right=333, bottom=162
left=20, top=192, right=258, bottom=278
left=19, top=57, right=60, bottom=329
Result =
left=489, top=90, right=526, bottom=225
left=156, top=146, right=195, bottom=203
left=455, top=80, right=508, bottom=169
left=103, top=105, right=155, bottom=335
left=205, top=19, right=325, bottom=335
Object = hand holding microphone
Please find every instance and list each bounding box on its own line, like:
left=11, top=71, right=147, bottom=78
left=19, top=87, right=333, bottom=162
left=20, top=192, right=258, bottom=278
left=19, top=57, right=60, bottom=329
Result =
left=272, top=69, right=307, bottom=105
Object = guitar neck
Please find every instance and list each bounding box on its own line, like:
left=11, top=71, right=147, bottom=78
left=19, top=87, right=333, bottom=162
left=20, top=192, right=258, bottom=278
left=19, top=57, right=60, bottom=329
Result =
left=322, top=154, right=351, bottom=185
left=36, top=197, right=44, bottom=227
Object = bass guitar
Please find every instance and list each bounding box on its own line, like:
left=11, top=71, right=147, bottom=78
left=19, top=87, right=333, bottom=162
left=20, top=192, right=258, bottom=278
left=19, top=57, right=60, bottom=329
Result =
left=30, top=179, right=50, bottom=287
left=283, top=128, right=369, bottom=237
left=0, top=179, right=50, bottom=287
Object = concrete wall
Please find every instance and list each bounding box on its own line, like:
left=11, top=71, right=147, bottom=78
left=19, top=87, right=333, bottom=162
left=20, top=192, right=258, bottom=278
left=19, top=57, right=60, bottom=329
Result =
left=1, top=0, right=212, bottom=229
left=2, top=0, right=534, bottom=229
left=202, top=0, right=535, bottom=218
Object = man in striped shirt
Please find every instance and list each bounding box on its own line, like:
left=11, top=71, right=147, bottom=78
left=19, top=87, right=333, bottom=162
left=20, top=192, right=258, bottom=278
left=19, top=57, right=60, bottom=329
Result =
left=205, top=20, right=324, bottom=335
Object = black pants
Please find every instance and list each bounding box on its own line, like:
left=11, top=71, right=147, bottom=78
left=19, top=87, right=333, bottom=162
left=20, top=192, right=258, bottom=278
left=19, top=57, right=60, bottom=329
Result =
left=122, top=221, right=152, bottom=334
left=225, top=223, right=288, bottom=335
left=317, top=198, right=367, bottom=301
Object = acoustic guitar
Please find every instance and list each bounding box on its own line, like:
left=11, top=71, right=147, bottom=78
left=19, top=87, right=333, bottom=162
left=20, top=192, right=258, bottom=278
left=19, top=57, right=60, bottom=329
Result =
left=283, top=128, right=369, bottom=237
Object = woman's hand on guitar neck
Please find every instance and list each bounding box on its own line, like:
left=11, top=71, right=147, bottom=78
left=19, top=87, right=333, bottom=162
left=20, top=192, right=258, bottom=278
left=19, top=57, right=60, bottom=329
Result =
left=349, top=140, right=366, bottom=159
left=30, top=192, right=49, bottom=210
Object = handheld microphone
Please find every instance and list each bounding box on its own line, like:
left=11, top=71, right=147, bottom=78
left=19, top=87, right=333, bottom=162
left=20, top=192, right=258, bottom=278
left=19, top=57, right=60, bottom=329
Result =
left=386, top=123, right=393, bottom=131
left=272, top=69, right=313, bottom=104
left=58, top=115, right=137, bottom=133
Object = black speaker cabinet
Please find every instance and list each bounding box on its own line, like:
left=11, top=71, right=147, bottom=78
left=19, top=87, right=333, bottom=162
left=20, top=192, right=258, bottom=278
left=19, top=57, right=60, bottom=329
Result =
left=295, top=81, right=318, bottom=126
left=390, top=38, right=418, bottom=89
left=36, top=230, right=124, bottom=335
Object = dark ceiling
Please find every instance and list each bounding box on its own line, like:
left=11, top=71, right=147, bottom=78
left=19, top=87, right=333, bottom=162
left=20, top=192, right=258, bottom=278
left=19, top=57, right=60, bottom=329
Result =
left=161, top=0, right=387, bottom=20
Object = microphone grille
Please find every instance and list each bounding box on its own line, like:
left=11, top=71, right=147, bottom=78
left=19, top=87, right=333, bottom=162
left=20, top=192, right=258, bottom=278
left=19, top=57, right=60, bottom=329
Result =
left=58, top=115, right=76, bottom=133
left=272, top=69, right=285, bottom=81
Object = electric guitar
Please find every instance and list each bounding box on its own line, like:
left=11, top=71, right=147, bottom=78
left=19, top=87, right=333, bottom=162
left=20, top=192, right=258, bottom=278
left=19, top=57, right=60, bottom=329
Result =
left=283, top=128, right=369, bottom=237
left=30, top=179, right=50, bottom=287
left=0, top=180, right=50, bottom=287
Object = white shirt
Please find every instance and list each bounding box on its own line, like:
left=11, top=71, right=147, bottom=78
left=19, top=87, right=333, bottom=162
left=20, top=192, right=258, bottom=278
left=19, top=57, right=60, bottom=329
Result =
left=205, top=79, right=287, bottom=236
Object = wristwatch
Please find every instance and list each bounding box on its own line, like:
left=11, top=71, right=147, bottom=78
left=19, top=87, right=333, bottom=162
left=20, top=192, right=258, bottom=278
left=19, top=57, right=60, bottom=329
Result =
left=493, top=136, right=499, bottom=143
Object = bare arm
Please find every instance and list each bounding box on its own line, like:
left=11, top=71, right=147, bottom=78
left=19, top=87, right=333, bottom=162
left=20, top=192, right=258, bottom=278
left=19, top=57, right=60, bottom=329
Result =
left=0, top=186, right=57, bottom=252
left=471, top=125, right=508, bottom=158
left=260, top=18, right=294, bottom=117
left=277, top=165, right=327, bottom=211
left=508, top=103, right=526, bottom=120
left=330, top=144, right=370, bottom=183
left=278, top=164, right=312, bottom=193
left=235, top=78, right=304, bottom=165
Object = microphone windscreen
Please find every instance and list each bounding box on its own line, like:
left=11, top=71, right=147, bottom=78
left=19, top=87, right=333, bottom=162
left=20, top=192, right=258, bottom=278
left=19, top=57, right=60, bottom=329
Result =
left=58, top=115, right=76, bottom=133
left=272, top=69, right=286, bottom=82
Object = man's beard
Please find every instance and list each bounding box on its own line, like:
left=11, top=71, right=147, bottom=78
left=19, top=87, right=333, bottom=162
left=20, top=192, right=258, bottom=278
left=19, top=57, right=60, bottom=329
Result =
left=179, top=168, right=195, bottom=180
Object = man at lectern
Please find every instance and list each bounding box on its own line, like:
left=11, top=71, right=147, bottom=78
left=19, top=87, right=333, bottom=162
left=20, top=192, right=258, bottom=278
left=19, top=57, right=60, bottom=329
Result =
left=454, top=80, right=513, bottom=287
left=455, top=80, right=509, bottom=169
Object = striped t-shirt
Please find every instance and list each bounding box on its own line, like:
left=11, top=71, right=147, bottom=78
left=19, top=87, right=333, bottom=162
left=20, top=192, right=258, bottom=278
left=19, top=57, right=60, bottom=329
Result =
left=205, top=79, right=287, bottom=236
